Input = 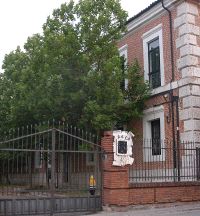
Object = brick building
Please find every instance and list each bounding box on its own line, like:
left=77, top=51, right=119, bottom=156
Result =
left=119, top=0, right=200, bottom=144
left=100, top=0, right=200, bottom=205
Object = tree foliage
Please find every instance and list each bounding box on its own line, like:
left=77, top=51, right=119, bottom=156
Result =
left=1, top=0, right=149, bottom=134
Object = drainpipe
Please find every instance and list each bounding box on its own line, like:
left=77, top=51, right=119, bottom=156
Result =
left=161, top=0, right=180, bottom=181
left=175, top=95, right=180, bottom=181
left=161, top=0, right=175, bottom=81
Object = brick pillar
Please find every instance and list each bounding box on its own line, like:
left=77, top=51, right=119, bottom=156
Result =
left=101, top=131, right=129, bottom=206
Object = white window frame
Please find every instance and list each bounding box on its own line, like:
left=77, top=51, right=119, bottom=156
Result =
left=143, top=105, right=165, bottom=162
left=142, top=24, right=165, bottom=88
left=119, top=44, right=128, bottom=90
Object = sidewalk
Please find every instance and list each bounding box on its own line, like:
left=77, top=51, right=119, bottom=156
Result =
left=86, top=202, right=200, bottom=216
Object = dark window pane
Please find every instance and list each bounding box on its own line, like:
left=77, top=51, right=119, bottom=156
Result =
left=149, top=38, right=159, bottom=50
left=150, top=71, right=161, bottom=89
left=120, top=55, right=126, bottom=90
left=118, top=141, right=127, bottom=154
left=148, top=38, right=161, bottom=89
left=120, top=55, right=125, bottom=71
left=151, top=119, right=161, bottom=155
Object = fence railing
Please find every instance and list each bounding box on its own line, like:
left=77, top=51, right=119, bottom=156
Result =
left=129, top=139, right=200, bottom=184
left=0, top=122, right=101, bottom=197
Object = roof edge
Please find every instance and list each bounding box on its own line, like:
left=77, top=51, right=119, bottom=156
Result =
left=125, top=0, right=178, bottom=33
left=126, top=0, right=161, bottom=25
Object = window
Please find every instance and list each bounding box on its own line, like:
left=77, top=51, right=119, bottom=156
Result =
left=148, top=38, right=161, bottom=88
left=119, top=44, right=128, bottom=90
left=120, top=55, right=126, bottom=91
left=151, top=119, right=161, bottom=155
left=143, top=105, right=165, bottom=161
left=116, top=44, right=128, bottom=130
left=143, top=24, right=164, bottom=89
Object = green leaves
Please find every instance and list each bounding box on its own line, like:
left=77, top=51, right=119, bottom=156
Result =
left=117, top=60, right=150, bottom=125
left=1, top=0, right=149, bottom=135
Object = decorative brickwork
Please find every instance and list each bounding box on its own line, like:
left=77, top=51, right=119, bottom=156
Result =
left=101, top=131, right=129, bottom=206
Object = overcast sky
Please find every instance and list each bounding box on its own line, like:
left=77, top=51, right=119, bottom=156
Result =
left=0, top=0, right=154, bottom=72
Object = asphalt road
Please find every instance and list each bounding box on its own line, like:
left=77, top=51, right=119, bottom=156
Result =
left=86, top=202, right=200, bottom=216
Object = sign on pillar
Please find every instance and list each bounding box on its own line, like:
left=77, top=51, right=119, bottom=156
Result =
left=112, top=130, right=134, bottom=167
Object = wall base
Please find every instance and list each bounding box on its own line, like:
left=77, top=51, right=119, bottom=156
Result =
left=104, top=183, right=200, bottom=206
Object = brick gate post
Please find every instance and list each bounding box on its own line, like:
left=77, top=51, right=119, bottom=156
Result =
left=101, top=131, right=129, bottom=206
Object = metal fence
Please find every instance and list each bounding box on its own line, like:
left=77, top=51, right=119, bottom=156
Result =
left=129, top=139, right=200, bottom=184
left=0, top=121, right=103, bottom=215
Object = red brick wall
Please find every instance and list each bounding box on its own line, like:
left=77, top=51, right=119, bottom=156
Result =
left=101, top=131, right=130, bottom=206
left=118, top=2, right=182, bottom=139
left=102, top=1, right=200, bottom=207
left=129, top=184, right=200, bottom=205
left=101, top=131, right=200, bottom=206
left=118, top=6, right=179, bottom=84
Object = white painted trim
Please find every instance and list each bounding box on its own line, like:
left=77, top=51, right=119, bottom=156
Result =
left=151, top=81, right=178, bottom=95
left=119, top=44, right=128, bottom=62
left=150, top=77, right=200, bottom=96
left=152, top=78, right=200, bottom=98
left=119, top=44, right=128, bottom=53
left=142, top=24, right=162, bottom=39
left=127, top=0, right=178, bottom=33
left=143, top=105, right=165, bottom=162
left=143, top=105, right=164, bottom=115
left=143, top=24, right=165, bottom=88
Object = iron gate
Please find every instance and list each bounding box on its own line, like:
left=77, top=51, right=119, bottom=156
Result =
left=0, top=121, right=103, bottom=215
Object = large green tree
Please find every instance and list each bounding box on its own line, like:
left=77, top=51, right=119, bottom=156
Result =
left=1, top=0, right=149, bottom=134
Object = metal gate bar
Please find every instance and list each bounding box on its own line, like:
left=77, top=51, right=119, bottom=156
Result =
left=0, top=121, right=102, bottom=215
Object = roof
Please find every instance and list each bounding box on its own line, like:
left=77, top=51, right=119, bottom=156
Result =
left=126, top=0, right=161, bottom=25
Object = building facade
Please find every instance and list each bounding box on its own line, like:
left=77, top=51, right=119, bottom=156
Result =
left=100, top=1, right=200, bottom=205
left=118, top=0, right=200, bottom=144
